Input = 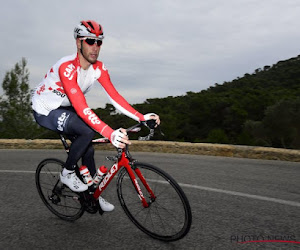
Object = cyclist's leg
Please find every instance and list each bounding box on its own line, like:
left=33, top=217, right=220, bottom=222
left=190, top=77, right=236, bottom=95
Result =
left=81, top=144, right=96, bottom=176
left=34, top=108, right=95, bottom=192
left=62, top=112, right=114, bottom=211
left=34, top=108, right=96, bottom=172
left=67, top=135, right=96, bottom=176
left=59, top=111, right=96, bottom=171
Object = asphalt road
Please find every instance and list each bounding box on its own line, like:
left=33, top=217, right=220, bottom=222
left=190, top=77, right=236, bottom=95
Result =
left=0, top=149, right=299, bottom=250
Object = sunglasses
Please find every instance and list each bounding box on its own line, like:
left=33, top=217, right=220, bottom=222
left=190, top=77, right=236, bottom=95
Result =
left=80, top=37, right=103, bottom=46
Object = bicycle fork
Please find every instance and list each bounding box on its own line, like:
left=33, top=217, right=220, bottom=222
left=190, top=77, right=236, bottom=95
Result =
left=125, top=165, right=156, bottom=208
left=120, top=155, right=156, bottom=208
left=133, top=167, right=156, bottom=206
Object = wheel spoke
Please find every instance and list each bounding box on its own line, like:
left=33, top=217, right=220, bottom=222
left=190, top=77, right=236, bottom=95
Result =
left=117, top=162, right=192, bottom=241
left=36, top=159, right=84, bottom=221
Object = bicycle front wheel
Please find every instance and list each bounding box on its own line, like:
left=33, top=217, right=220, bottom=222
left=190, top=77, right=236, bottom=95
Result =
left=35, top=158, right=84, bottom=221
left=117, top=162, right=192, bottom=241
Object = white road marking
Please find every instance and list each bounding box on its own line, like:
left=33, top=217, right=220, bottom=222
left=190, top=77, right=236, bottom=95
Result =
left=180, top=183, right=300, bottom=208
left=0, top=170, right=36, bottom=174
left=1, top=169, right=299, bottom=207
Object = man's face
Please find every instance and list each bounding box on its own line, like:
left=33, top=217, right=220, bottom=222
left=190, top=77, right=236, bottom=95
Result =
left=78, top=37, right=102, bottom=64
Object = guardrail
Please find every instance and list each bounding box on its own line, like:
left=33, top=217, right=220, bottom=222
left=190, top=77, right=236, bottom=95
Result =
left=0, top=139, right=299, bottom=162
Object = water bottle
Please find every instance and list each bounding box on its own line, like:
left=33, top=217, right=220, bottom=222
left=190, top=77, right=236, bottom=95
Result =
left=93, top=165, right=108, bottom=185
left=79, top=165, right=93, bottom=186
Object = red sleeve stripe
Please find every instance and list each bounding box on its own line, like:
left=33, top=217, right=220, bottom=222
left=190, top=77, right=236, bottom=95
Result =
left=98, top=65, right=144, bottom=122
left=106, top=93, right=143, bottom=121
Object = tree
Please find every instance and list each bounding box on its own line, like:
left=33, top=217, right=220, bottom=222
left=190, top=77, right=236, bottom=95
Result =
left=262, top=98, right=300, bottom=148
left=245, top=98, right=300, bottom=149
left=0, top=58, right=36, bottom=138
left=206, top=128, right=229, bottom=144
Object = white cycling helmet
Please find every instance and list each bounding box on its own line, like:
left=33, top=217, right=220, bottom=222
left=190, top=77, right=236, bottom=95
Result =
left=74, top=20, right=104, bottom=39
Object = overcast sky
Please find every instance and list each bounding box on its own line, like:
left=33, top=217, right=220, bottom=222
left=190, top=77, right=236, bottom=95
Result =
left=1, top=0, right=300, bottom=108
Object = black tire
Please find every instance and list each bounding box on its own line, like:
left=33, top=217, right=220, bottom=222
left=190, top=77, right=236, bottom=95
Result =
left=117, top=162, right=192, bottom=241
left=35, top=158, right=85, bottom=221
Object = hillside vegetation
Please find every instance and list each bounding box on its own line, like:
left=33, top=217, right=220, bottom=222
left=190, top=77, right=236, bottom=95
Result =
left=1, top=56, right=300, bottom=149
left=95, top=55, right=300, bottom=149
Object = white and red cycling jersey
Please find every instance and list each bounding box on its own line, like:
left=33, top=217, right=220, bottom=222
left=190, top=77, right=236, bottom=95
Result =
left=32, top=53, right=145, bottom=139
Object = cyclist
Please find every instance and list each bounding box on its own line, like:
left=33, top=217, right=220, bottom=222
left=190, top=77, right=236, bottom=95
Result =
left=31, top=20, right=160, bottom=212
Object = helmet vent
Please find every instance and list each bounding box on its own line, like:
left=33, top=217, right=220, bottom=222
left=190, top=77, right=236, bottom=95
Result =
left=87, top=21, right=94, bottom=30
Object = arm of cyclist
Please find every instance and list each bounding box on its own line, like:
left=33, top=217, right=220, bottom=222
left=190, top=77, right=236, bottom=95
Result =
left=98, top=65, right=144, bottom=120
left=58, top=61, right=115, bottom=142
left=98, top=64, right=160, bottom=127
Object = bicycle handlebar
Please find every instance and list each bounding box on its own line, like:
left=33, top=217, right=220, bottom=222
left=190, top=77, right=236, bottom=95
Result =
left=91, top=121, right=164, bottom=160
left=125, top=121, right=155, bottom=141
left=92, top=120, right=163, bottom=144
left=60, top=121, right=162, bottom=157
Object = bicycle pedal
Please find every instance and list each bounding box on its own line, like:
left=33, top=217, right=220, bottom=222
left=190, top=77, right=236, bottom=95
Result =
left=84, top=198, right=99, bottom=214
left=85, top=205, right=98, bottom=214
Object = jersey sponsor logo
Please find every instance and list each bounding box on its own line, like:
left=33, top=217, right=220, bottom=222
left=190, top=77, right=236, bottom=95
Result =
left=64, top=63, right=76, bottom=80
left=70, top=88, right=77, bottom=94
left=57, top=112, right=70, bottom=131
left=36, top=84, right=46, bottom=95
left=102, top=63, right=107, bottom=71
left=52, top=89, right=66, bottom=97
left=49, top=82, right=66, bottom=98
left=83, top=108, right=101, bottom=125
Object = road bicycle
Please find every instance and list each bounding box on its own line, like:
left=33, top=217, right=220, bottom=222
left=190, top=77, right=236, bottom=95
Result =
left=35, top=122, right=192, bottom=241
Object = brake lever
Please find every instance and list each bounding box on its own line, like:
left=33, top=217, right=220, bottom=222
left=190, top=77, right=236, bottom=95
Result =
left=138, top=123, right=165, bottom=141
left=138, top=129, right=155, bottom=141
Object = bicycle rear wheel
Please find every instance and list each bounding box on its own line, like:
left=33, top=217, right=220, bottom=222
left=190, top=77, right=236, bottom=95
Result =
left=117, top=162, right=192, bottom=241
left=35, top=158, right=84, bottom=221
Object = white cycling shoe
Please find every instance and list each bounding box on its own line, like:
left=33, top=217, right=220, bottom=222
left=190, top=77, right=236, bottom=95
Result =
left=60, top=171, right=88, bottom=192
left=98, top=196, right=115, bottom=212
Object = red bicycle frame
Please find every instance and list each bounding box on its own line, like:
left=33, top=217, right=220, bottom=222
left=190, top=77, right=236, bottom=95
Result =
left=93, top=150, right=156, bottom=208
left=59, top=123, right=157, bottom=208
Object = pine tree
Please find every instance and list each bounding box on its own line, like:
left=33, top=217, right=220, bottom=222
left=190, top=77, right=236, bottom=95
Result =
left=0, top=58, right=35, bottom=138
